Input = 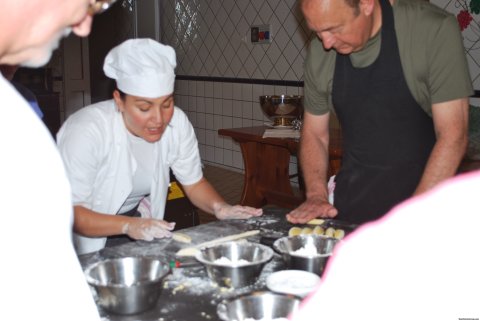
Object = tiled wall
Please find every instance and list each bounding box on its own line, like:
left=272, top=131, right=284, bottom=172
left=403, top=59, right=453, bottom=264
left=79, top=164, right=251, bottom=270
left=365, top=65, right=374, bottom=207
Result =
left=161, top=0, right=310, bottom=180
left=174, top=80, right=303, bottom=176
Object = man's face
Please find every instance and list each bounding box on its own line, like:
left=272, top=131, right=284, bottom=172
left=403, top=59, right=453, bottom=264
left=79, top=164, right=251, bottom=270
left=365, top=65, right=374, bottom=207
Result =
left=114, top=92, right=176, bottom=143
left=2, top=0, right=93, bottom=67
left=302, top=0, right=374, bottom=54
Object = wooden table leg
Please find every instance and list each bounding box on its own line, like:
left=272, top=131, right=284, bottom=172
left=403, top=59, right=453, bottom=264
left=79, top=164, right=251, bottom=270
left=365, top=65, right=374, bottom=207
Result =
left=238, top=141, right=300, bottom=208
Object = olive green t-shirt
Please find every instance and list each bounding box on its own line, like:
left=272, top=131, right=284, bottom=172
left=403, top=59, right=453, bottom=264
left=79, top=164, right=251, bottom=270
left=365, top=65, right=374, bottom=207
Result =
left=304, top=0, right=473, bottom=117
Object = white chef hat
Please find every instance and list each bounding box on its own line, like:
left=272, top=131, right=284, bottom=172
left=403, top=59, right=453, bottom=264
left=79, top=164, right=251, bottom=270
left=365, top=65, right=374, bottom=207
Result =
left=103, top=38, right=176, bottom=98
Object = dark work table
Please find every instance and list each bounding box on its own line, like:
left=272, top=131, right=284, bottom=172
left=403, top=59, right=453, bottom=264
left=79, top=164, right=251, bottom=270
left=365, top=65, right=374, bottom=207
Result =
left=79, top=207, right=295, bottom=321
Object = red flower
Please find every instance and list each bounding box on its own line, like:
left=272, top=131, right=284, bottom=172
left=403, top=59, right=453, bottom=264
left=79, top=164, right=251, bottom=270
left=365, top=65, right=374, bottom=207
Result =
left=458, top=10, right=473, bottom=31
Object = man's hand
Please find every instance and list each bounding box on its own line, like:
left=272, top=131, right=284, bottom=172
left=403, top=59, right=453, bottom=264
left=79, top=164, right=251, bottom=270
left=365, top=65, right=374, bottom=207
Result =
left=286, top=196, right=338, bottom=224
left=213, top=203, right=263, bottom=220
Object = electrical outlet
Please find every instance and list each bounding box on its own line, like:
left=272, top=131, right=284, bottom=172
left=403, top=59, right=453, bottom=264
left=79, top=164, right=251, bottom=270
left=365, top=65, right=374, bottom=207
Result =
left=251, top=24, right=271, bottom=44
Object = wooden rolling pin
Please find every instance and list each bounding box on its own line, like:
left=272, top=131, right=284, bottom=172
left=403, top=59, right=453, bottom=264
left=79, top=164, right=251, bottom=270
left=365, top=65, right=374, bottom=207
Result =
left=175, top=230, right=260, bottom=257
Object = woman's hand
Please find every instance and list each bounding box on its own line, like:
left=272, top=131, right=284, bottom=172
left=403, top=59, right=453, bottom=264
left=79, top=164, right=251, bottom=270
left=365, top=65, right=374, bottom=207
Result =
left=213, top=203, right=263, bottom=220
left=122, top=218, right=175, bottom=241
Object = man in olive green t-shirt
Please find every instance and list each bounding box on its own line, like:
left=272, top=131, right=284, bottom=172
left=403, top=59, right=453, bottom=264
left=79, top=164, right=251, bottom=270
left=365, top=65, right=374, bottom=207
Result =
left=287, top=0, right=472, bottom=225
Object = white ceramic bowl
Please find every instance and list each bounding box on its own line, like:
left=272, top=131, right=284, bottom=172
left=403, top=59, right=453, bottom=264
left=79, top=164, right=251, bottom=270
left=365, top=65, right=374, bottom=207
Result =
left=266, top=269, right=320, bottom=298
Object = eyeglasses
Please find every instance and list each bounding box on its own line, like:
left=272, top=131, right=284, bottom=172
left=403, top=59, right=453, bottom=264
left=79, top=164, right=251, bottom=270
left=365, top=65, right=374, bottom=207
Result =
left=88, top=0, right=118, bottom=15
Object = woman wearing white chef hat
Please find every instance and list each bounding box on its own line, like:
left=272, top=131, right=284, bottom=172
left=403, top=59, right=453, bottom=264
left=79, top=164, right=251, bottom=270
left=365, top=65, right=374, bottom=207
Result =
left=57, top=38, right=262, bottom=255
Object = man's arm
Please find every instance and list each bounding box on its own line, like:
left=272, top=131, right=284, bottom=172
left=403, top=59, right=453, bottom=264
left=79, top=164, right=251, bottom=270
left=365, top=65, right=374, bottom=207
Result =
left=286, top=111, right=338, bottom=223
left=414, top=97, right=469, bottom=195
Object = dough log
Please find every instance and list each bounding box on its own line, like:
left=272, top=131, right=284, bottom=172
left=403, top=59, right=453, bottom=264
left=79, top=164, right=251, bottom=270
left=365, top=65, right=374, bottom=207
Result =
left=175, top=230, right=260, bottom=257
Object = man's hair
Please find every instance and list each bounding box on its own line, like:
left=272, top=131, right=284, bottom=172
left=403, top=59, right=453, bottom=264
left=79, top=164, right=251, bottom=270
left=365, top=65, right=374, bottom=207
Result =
left=302, top=0, right=361, bottom=15
left=344, top=0, right=361, bottom=15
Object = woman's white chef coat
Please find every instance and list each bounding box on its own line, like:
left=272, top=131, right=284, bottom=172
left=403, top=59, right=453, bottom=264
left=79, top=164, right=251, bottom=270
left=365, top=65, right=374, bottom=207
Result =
left=57, top=100, right=202, bottom=254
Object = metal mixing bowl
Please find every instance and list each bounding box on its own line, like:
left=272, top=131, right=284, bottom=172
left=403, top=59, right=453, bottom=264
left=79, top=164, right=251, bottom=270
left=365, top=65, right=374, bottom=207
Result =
left=273, top=235, right=340, bottom=276
left=84, top=257, right=170, bottom=315
left=260, top=95, right=303, bottom=127
left=217, top=291, right=301, bottom=321
left=195, top=241, right=273, bottom=288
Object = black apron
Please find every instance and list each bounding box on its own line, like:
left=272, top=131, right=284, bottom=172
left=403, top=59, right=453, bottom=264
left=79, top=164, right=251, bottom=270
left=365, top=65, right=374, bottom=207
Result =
left=332, top=0, right=436, bottom=224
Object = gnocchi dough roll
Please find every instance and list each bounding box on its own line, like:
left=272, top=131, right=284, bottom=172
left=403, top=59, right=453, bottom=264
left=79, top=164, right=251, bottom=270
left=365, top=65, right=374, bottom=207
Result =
left=301, top=227, right=313, bottom=235
left=334, top=229, right=345, bottom=240
left=313, top=226, right=325, bottom=235
left=325, top=227, right=335, bottom=238
left=289, top=226, right=302, bottom=237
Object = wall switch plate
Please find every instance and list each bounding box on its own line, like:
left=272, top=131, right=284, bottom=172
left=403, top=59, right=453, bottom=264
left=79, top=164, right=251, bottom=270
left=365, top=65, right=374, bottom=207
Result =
left=251, top=24, right=271, bottom=44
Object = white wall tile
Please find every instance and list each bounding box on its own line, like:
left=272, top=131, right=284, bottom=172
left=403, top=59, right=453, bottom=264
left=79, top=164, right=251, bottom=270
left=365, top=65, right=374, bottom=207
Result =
left=205, top=129, right=215, bottom=146
left=205, top=81, right=214, bottom=98
left=198, top=144, right=206, bottom=160
left=205, top=145, right=215, bottom=162
left=242, top=101, right=253, bottom=119
left=205, top=97, right=214, bottom=114
left=222, top=82, right=233, bottom=99
left=252, top=84, right=264, bottom=102
left=214, top=147, right=224, bottom=163
left=188, top=80, right=197, bottom=96
left=241, top=83, right=253, bottom=101
left=196, top=128, right=206, bottom=144
left=214, top=115, right=223, bottom=130
left=232, top=117, right=243, bottom=128
left=253, top=102, right=265, bottom=120
left=196, top=112, right=206, bottom=129
left=222, top=116, right=233, bottom=129
left=188, top=111, right=197, bottom=127
left=223, top=149, right=233, bottom=167
left=223, top=100, right=233, bottom=116
left=214, top=82, right=223, bottom=99
left=188, top=95, right=197, bottom=110
left=233, top=100, right=243, bottom=117
left=242, top=118, right=253, bottom=127
left=214, top=134, right=223, bottom=148
left=233, top=151, right=244, bottom=170
left=214, top=98, right=223, bottom=116
left=197, top=97, right=206, bottom=113
left=196, top=81, right=205, bottom=97
left=205, top=114, right=214, bottom=130
left=223, top=136, right=233, bottom=150
left=232, top=83, right=242, bottom=101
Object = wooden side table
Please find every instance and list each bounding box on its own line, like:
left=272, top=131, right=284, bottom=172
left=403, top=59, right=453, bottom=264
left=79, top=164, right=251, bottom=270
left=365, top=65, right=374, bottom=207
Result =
left=218, top=126, right=343, bottom=209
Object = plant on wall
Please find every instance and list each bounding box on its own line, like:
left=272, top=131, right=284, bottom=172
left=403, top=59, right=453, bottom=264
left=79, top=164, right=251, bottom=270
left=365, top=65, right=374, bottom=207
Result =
left=457, top=0, right=480, bottom=30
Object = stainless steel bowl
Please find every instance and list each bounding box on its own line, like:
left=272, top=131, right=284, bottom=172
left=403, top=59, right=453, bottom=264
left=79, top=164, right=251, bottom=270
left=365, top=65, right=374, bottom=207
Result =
left=84, top=257, right=170, bottom=315
left=195, top=241, right=273, bottom=288
left=217, top=291, right=301, bottom=321
left=273, top=235, right=340, bottom=276
left=260, top=95, right=303, bottom=127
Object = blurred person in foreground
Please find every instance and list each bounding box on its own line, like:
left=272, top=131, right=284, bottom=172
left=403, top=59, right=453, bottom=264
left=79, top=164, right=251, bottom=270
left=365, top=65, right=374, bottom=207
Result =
left=57, top=38, right=262, bottom=255
left=0, top=0, right=116, bottom=320
left=290, top=170, right=480, bottom=320
left=288, top=0, right=472, bottom=225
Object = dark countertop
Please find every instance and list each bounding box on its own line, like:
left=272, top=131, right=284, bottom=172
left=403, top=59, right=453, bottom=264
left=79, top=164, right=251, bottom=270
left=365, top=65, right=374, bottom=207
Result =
left=79, top=207, right=356, bottom=321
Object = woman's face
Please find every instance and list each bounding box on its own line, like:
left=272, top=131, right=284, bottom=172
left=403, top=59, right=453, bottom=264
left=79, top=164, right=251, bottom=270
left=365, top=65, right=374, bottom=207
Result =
left=113, top=90, right=175, bottom=143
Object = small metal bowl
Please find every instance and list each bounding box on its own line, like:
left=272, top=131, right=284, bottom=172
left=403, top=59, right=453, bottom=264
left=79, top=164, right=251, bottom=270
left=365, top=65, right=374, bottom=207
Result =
left=217, top=291, right=301, bottom=321
left=260, top=95, right=303, bottom=127
left=195, top=241, right=273, bottom=288
left=84, top=257, right=170, bottom=315
left=273, top=235, right=340, bottom=276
